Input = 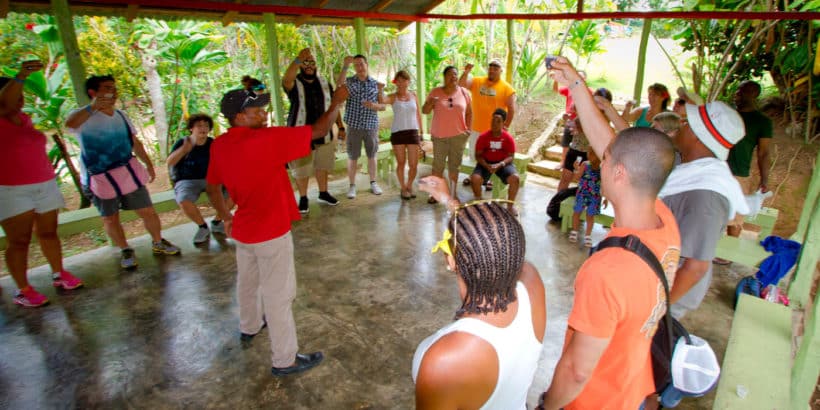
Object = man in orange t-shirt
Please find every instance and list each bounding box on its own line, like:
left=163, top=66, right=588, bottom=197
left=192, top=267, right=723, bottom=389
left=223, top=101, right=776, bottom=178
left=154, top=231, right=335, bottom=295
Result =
left=538, top=56, right=681, bottom=410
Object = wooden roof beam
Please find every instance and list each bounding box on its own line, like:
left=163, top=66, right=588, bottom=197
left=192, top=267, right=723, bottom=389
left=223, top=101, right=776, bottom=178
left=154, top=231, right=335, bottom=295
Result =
left=370, top=0, right=394, bottom=13
left=1, top=0, right=9, bottom=18
left=125, top=3, right=139, bottom=21
left=293, top=0, right=328, bottom=27
left=221, top=0, right=244, bottom=26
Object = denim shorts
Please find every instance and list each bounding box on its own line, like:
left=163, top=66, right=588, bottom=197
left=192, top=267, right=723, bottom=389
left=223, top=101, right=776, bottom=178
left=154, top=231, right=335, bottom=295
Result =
left=0, top=179, right=65, bottom=222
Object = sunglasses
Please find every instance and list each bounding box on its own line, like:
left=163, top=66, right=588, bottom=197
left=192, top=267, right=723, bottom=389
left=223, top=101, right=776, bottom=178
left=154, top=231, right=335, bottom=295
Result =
left=448, top=97, right=453, bottom=108
left=431, top=199, right=517, bottom=258
left=302, top=60, right=316, bottom=66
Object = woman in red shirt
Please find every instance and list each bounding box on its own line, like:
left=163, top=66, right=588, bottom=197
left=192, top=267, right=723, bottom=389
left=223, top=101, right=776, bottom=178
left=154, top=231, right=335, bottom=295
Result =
left=0, top=61, right=82, bottom=308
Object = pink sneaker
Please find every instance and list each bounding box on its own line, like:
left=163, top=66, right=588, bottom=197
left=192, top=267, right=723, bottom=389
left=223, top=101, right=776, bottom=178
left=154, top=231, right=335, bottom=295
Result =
left=14, top=287, right=49, bottom=308
left=53, top=270, right=83, bottom=290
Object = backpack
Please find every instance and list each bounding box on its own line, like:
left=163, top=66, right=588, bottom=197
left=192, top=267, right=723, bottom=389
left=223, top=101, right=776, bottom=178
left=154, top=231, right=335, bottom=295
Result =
left=592, top=235, right=720, bottom=406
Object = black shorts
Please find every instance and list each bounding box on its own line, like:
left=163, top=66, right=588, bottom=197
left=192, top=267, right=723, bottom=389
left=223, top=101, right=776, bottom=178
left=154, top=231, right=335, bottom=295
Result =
left=390, top=129, right=420, bottom=145
left=562, top=148, right=588, bottom=171
left=560, top=125, right=573, bottom=147
left=472, top=163, right=518, bottom=184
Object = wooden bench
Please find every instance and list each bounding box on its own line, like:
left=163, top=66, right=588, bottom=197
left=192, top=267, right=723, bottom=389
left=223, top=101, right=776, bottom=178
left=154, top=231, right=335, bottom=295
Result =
left=713, top=294, right=792, bottom=409
left=420, top=150, right=532, bottom=199
left=559, top=196, right=614, bottom=233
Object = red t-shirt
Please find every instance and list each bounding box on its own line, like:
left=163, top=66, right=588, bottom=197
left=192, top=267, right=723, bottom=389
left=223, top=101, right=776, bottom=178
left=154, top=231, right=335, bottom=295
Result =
left=559, top=86, right=575, bottom=117
left=206, top=125, right=311, bottom=244
left=565, top=200, right=681, bottom=410
left=0, top=112, right=56, bottom=185
left=475, top=130, right=515, bottom=163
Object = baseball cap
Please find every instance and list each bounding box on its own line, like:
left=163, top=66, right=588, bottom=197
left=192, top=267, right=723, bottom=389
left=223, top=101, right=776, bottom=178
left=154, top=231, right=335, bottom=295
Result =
left=684, top=101, right=745, bottom=160
left=220, top=89, right=271, bottom=121
left=488, top=58, right=503, bottom=68
left=671, top=334, right=720, bottom=395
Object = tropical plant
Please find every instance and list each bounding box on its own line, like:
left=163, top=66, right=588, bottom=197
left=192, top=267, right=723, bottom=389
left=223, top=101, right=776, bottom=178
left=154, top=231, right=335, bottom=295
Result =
left=566, top=20, right=606, bottom=67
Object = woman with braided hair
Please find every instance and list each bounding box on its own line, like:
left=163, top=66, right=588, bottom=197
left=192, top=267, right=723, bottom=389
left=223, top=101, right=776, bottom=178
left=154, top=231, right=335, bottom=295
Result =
left=412, top=175, right=546, bottom=410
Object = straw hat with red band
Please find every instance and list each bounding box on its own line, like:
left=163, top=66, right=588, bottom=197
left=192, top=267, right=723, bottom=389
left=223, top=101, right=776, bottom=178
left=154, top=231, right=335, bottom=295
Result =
left=684, top=101, right=745, bottom=161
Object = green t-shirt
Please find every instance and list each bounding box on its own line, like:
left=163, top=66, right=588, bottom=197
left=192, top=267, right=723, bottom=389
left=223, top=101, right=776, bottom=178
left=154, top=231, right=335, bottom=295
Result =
left=727, top=110, right=772, bottom=177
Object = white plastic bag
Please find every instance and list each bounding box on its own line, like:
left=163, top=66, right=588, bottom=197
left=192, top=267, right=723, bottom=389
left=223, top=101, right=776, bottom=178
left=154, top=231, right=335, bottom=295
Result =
left=744, top=189, right=773, bottom=217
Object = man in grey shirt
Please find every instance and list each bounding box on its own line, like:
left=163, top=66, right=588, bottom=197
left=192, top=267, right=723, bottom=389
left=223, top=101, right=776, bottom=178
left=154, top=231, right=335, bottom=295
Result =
left=657, top=101, right=749, bottom=318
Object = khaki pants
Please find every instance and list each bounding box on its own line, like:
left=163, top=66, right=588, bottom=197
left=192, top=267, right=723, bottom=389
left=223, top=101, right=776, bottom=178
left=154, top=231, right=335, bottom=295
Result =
left=235, top=231, right=298, bottom=368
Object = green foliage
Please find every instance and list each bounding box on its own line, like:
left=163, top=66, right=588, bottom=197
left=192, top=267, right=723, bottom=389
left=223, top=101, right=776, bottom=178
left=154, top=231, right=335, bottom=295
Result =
left=567, top=20, right=606, bottom=67
left=514, top=45, right=546, bottom=102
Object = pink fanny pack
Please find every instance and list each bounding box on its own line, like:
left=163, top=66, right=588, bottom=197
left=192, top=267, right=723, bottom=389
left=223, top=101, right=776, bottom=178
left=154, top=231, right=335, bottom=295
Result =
left=89, top=157, right=149, bottom=199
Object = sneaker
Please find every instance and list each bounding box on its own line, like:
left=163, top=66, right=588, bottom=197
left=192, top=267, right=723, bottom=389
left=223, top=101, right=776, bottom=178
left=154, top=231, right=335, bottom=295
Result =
left=52, top=270, right=83, bottom=290
left=462, top=177, right=471, bottom=186
left=152, top=239, right=181, bottom=255
left=584, top=235, right=594, bottom=248
left=568, top=230, right=579, bottom=243
left=14, top=287, right=49, bottom=308
left=298, top=197, right=309, bottom=214
left=317, top=192, right=339, bottom=206
left=347, top=185, right=357, bottom=199
left=193, top=226, right=210, bottom=244
left=370, top=182, right=383, bottom=195
left=485, top=181, right=493, bottom=192
left=271, top=352, right=324, bottom=376
left=211, top=220, right=226, bottom=236
left=121, top=248, right=138, bottom=269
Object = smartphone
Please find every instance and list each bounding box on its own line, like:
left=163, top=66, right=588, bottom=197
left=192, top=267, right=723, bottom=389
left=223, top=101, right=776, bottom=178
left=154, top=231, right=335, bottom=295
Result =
left=544, top=55, right=557, bottom=69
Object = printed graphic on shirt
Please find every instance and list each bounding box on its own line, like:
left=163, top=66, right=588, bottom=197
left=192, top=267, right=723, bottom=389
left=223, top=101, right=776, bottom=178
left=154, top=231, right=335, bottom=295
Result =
left=479, top=86, right=497, bottom=97
left=640, top=247, right=681, bottom=338
left=489, top=140, right=502, bottom=150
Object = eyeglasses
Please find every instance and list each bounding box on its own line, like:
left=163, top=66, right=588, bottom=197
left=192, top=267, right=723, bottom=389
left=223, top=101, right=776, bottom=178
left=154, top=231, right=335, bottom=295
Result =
left=448, top=98, right=453, bottom=108
left=431, top=199, right=517, bottom=258
left=302, top=60, right=316, bottom=66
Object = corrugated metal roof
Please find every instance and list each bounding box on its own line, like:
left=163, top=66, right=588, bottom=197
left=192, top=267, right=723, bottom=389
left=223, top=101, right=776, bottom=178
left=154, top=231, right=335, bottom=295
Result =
left=6, top=0, right=447, bottom=28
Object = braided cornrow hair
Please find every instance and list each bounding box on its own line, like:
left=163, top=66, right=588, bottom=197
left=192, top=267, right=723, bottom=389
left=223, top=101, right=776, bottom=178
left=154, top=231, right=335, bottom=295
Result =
left=449, top=201, right=525, bottom=319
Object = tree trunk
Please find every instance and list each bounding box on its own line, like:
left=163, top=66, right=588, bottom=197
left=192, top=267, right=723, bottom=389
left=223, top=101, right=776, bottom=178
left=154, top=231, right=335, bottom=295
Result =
left=51, top=132, right=90, bottom=209
left=140, top=45, right=169, bottom=158
left=633, top=19, right=652, bottom=103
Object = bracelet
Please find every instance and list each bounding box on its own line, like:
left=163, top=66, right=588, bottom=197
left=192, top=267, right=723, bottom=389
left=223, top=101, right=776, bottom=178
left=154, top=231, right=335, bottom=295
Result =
left=13, top=77, right=25, bottom=84
left=85, top=105, right=95, bottom=114
left=293, top=58, right=302, bottom=65
left=568, top=79, right=583, bottom=90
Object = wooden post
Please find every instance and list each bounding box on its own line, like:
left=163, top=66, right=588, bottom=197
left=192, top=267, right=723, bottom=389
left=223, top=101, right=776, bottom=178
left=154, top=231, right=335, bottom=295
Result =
left=506, top=19, right=514, bottom=84
left=264, top=13, right=284, bottom=126
left=633, top=18, right=652, bottom=103
left=50, top=0, right=89, bottom=105
left=789, top=251, right=820, bottom=409
left=416, top=22, right=426, bottom=135
left=354, top=17, right=366, bottom=55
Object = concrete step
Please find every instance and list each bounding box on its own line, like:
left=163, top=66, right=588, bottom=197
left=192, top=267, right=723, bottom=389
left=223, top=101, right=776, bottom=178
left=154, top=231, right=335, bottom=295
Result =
left=544, top=145, right=564, bottom=162
left=528, top=160, right=563, bottom=180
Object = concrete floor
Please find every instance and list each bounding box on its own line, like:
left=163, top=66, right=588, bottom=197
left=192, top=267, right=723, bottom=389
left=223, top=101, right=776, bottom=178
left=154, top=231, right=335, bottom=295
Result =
left=0, top=168, right=732, bottom=409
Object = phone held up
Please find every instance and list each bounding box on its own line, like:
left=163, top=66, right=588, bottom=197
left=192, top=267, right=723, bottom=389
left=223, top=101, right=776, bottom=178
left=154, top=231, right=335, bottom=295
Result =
left=544, top=55, right=557, bottom=70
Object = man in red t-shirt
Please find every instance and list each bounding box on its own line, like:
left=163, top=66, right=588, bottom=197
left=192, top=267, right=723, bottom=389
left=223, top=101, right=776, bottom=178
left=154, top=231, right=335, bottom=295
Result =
left=206, top=82, right=347, bottom=376
left=538, top=58, right=681, bottom=410
left=470, top=109, right=519, bottom=212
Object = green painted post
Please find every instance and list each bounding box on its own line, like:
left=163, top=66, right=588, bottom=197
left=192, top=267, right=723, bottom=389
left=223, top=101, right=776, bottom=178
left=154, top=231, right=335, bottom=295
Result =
left=354, top=18, right=366, bottom=55
left=50, top=0, right=89, bottom=105
left=790, top=281, right=820, bottom=409
left=506, top=19, right=514, bottom=84
left=633, top=19, right=652, bottom=103
left=264, top=13, right=285, bottom=126
left=788, top=149, right=820, bottom=306
left=416, top=22, right=426, bottom=135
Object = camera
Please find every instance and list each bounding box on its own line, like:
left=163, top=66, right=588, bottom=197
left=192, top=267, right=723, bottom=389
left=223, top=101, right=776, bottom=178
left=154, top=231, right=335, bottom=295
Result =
left=544, top=55, right=557, bottom=69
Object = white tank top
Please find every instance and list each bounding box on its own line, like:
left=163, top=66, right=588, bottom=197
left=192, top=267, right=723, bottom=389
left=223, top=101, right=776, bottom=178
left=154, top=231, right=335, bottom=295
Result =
left=412, top=282, right=543, bottom=410
left=390, top=97, right=419, bottom=133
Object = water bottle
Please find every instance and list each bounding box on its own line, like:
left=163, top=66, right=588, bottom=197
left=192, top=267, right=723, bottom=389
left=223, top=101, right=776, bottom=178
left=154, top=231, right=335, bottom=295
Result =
left=765, top=284, right=779, bottom=303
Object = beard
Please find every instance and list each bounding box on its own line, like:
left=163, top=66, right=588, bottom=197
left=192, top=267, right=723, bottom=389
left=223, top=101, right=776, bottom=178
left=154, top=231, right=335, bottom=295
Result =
left=300, top=71, right=317, bottom=81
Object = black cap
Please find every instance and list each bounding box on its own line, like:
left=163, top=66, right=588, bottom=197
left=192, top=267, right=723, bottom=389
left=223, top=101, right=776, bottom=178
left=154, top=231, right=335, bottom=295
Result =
left=220, top=89, right=270, bottom=121
left=492, top=108, right=507, bottom=122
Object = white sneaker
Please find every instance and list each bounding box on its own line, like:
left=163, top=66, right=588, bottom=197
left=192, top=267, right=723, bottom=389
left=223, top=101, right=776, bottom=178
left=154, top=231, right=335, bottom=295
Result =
left=370, top=182, right=383, bottom=195
left=347, top=185, right=357, bottom=199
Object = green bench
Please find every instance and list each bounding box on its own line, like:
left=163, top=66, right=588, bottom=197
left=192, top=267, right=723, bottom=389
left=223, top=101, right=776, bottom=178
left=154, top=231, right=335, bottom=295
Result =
left=713, top=207, right=780, bottom=267
left=420, top=150, right=532, bottom=200
left=333, top=142, right=395, bottom=180
left=559, top=196, right=614, bottom=233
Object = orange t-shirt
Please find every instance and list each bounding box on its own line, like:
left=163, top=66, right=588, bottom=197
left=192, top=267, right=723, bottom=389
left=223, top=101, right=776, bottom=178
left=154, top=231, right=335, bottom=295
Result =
left=468, top=77, right=515, bottom=132
left=565, top=199, right=681, bottom=410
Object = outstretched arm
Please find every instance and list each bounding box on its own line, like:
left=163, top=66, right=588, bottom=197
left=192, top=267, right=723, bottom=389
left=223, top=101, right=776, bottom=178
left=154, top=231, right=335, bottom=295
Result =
left=282, top=48, right=312, bottom=92
left=550, top=57, right=615, bottom=159
left=311, top=84, right=349, bottom=139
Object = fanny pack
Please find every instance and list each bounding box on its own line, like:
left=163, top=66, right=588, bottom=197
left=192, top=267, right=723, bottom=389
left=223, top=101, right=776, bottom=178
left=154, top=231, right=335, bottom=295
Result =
left=88, top=156, right=149, bottom=199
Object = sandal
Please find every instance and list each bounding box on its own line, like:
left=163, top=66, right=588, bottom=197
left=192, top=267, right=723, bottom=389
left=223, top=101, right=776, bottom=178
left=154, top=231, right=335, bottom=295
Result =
left=401, top=190, right=412, bottom=200
left=584, top=235, right=593, bottom=248
left=568, top=230, right=578, bottom=243
left=484, top=180, right=493, bottom=191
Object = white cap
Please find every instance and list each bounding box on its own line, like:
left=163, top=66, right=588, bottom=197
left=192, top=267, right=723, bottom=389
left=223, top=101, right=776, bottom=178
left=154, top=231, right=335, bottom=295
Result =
left=685, top=101, right=745, bottom=160
left=671, top=334, right=721, bottom=395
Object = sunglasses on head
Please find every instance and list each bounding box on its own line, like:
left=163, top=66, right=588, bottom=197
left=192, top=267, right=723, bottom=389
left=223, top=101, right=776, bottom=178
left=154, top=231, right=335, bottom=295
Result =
left=448, top=97, right=453, bottom=108
left=431, top=199, right=517, bottom=257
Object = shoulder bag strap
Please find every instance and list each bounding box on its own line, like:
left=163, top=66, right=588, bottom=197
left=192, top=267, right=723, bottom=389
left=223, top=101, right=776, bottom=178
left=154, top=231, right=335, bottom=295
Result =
left=593, top=235, right=675, bottom=356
